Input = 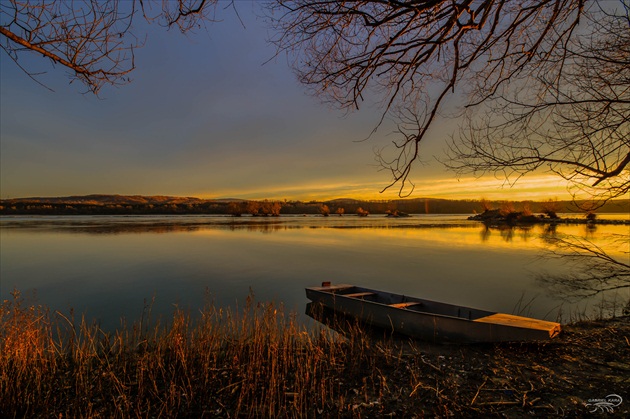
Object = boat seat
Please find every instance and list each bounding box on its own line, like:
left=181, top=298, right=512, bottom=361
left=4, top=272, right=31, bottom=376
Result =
left=389, top=302, right=422, bottom=309
left=343, top=292, right=376, bottom=299
left=474, top=313, right=562, bottom=335
left=320, top=284, right=353, bottom=293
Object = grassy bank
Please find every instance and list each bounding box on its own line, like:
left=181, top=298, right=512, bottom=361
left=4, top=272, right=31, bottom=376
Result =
left=1, top=290, right=628, bottom=418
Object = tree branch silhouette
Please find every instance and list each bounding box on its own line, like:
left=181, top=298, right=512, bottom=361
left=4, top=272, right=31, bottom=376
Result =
left=0, top=0, right=218, bottom=94
left=268, top=0, right=587, bottom=196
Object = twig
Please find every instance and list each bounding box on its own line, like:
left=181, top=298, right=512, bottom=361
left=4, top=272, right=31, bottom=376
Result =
left=217, top=381, right=243, bottom=394
left=471, top=378, right=488, bottom=405
left=420, top=356, right=441, bottom=372
left=409, top=381, right=435, bottom=397
left=476, top=401, right=520, bottom=406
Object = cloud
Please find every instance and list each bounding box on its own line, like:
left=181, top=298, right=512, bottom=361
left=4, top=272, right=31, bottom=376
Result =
left=408, top=175, right=572, bottom=200
left=200, top=174, right=573, bottom=201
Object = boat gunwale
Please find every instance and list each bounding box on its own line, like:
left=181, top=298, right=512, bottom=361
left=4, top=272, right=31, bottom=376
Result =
left=306, top=285, right=561, bottom=335
left=306, top=285, right=492, bottom=321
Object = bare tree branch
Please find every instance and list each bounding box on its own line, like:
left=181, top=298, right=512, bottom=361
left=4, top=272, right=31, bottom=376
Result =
left=445, top=1, right=630, bottom=207
left=267, top=0, right=586, bottom=196
left=0, top=0, right=218, bottom=94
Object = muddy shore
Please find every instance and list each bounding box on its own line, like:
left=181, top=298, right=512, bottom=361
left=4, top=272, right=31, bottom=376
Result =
left=334, top=315, right=629, bottom=418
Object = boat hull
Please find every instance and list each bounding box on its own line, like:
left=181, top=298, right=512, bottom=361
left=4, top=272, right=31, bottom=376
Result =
left=306, top=284, right=561, bottom=343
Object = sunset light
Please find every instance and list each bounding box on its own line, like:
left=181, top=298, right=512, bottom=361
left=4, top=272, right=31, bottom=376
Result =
left=3, top=5, right=621, bottom=204
left=200, top=174, right=578, bottom=202
left=1, top=1, right=628, bottom=417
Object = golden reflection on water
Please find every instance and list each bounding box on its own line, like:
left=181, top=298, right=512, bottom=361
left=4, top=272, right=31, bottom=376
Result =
left=186, top=221, right=627, bottom=259
left=3, top=214, right=624, bottom=257
left=1, top=215, right=627, bottom=328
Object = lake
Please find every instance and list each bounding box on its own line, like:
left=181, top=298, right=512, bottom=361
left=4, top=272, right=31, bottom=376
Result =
left=1, top=214, right=628, bottom=331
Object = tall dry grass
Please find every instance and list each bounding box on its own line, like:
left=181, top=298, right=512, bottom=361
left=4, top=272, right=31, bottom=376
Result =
left=3, top=290, right=626, bottom=417
left=0, top=291, right=399, bottom=418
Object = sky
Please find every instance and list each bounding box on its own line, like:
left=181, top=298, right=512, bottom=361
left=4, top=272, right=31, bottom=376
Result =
left=0, top=2, right=577, bottom=202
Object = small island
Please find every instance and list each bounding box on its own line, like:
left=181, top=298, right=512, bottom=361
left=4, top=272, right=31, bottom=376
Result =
left=468, top=200, right=629, bottom=226
left=469, top=208, right=629, bottom=225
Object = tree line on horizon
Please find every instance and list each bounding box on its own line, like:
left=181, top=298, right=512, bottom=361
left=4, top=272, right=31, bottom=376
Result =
left=1, top=197, right=627, bottom=216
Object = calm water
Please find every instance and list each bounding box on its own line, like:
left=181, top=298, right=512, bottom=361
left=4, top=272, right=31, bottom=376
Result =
left=1, top=214, right=628, bottom=330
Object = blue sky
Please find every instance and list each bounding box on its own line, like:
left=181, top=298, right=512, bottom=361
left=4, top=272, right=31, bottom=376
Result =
left=0, top=2, right=573, bottom=201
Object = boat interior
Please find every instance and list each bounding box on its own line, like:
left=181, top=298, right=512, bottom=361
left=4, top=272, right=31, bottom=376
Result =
left=313, top=284, right=495, bottom=321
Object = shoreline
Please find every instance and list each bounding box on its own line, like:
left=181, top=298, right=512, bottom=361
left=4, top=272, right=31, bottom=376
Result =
left=1, top=195, right=628, bottom=218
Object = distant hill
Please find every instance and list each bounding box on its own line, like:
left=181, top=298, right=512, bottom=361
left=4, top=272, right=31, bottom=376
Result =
left=1, top=194, right=207, bottom=206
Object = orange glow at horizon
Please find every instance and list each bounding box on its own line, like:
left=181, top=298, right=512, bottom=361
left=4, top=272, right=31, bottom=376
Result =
left=197, top=174, right=596, bottom=202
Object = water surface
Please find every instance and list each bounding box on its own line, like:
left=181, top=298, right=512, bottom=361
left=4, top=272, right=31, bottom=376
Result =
left=1, top=214, right=627, bottom=330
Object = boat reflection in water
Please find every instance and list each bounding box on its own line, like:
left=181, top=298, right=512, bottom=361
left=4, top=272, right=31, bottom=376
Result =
left=305, top=283, right=561, bottom=343
left=305, top=301, right=402, bottom=342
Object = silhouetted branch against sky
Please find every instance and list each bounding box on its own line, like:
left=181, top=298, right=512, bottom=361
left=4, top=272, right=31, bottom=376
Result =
left=445, top=0, right=630, bottom=208
left=267, top=0, right=586, bottom=194
left=2, top=0, right=628, bottom=203
left=0, top=0, right=219, bottom=94
left=268, top=0, right=629, bottom=202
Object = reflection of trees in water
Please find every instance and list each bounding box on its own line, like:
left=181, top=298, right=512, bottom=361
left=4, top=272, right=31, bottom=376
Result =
left=5, top=220, right=481, bottom=235
left=480, top=226, right=491, bottom=242
left=535, top=234, right=630, bottom=316
left=518, top=226, right=534, bottom=242
left=479, top=225, right=534, bottom=242
left=480, top=224, right=629, bottom=316
left=541, top=224, right=558, bottom=244
left=30, top=223, right=206, bottom=235
left=240, top=223, right=290, bottom=234
left=584, top=223, right=597, bottom=239
left=100, top=225, right=203, bottom=234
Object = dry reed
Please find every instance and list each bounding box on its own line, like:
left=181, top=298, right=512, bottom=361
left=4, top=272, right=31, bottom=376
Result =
left=0, top=290, right=396, bottom=418
left=2, top=290, right=627, bottom=418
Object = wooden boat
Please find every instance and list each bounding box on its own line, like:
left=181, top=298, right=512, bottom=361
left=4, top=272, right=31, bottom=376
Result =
left=305, top=283, right=561, bottom=343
